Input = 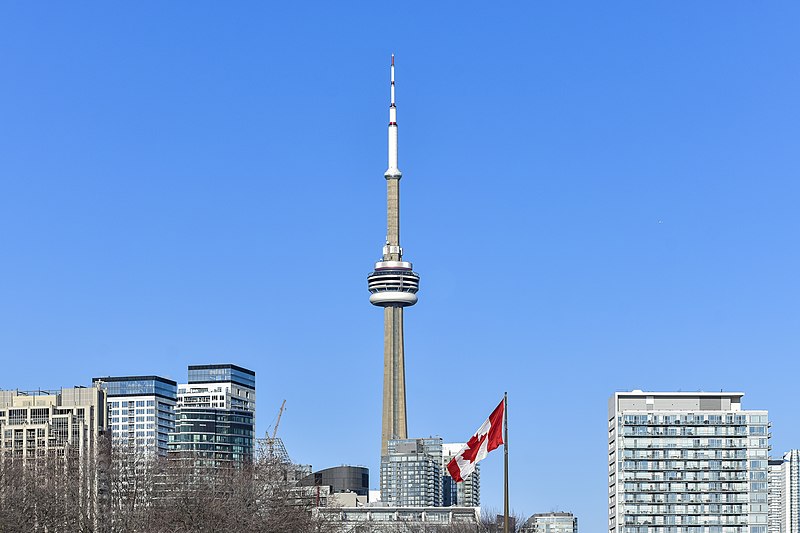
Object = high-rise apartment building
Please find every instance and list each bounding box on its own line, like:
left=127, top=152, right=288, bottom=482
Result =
left=769, top=458, right=784, bottom=533
left=609, top=391, right=770, bottom=533
left=522, top=512, right=578, bottom=533
left=442, top=442, right=480, bottom=507
left=367, top=56, right=421, bottom=458
left=783, top=450, right=800, bottom=533
left=380, top=437, right=442, bottom=507
left=0, top=386, right=107, bottom=461
left=0, top=386, right=108, bottom=527
left=168, top=364, right=256, bottom=464
left=92, top=375, right=177, bottom=456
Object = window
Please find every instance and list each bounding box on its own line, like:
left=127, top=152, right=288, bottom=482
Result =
left=9, top=409, right=26, bottom=425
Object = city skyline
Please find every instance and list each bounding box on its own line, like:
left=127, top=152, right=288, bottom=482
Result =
left=2, top=2, right=799, bottom=529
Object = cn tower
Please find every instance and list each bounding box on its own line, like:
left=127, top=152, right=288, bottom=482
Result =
left=367, top=55, right=420, bottom=457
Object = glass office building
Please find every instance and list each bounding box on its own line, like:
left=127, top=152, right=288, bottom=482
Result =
left=609, top=391, right=770, bottom=533
left=381, top=437, right=443, bottom=507
left=169, top=364, right=256, bottom=464
left=93, top=375, right=177, bottom=456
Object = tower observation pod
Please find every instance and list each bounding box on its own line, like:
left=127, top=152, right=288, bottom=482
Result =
left=367, top=261, right=420, bottom=306
left=368, top=55, right=420, bottom=457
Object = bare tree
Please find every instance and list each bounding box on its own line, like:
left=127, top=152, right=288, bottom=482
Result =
left=0, top=441, right=336, bottom=533
left=476, top=507, right=529, bottom=533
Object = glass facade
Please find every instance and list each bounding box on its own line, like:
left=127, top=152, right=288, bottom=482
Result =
left=381, top=437, right=443, bottom=507
left=297, top=466, right=370, bottom=496
left=94, top=376, right=177, bottom=400
left=609, top=392, right=770, bottom=533
left=187, top=365, right=255, bottom=389
left=94, top=376, right=177, bottom=456
left=170, top=364, right=256, bottom=465
left=169, top=409, right=254, bottom=463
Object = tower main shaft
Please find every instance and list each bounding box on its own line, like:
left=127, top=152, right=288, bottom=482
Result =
left=368, top=56, right=420, bottom=457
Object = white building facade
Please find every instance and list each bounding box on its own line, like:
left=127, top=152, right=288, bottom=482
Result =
left=609, top=391, right=770, bottom=533
left=783, top=451, right=800, bottom=533
left=315, top=505, right=479, bottom=532
left=768, top=458, right=784, bottom=533
left=523, top=512, right=579, bottom=533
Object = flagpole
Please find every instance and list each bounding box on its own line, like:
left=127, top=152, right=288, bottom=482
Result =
left=504, top=391, right=509, bottom=533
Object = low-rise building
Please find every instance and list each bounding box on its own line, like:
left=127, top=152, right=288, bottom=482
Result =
left=522, top=512, right=578, bottom=533
left=316, top=505, right=480, bottom=532
left=298, top=465, right=370, bottom=496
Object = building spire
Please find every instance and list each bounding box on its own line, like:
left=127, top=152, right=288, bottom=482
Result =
left=386, top=54, right=400, bottom=179
left=390, top=54, right=396, bottom=106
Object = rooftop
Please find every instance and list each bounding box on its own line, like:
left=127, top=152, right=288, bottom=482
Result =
left=614, top=390, right=745, bottom=398
left=92, top=375, right=177, bottom=386
left=187, top=364, right=255, bottom=376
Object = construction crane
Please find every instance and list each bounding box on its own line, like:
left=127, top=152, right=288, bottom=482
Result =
left=261, top=400, right=291, bottom=464
left=271, top=400, right=286, bottom=441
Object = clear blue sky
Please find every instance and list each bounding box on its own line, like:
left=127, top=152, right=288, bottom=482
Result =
left=1, top=1, right=798, bottom=527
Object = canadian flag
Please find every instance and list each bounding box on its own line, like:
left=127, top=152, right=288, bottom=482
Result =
left=446, top=398, right=505, bottom=483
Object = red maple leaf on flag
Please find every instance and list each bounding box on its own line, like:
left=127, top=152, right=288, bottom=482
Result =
left=447, top=399, right=505, bottom=482
left=461, top=432, right=488, bottom=464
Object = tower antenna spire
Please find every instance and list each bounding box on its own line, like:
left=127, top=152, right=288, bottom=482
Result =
left=387, top=55, right=399, bottom=177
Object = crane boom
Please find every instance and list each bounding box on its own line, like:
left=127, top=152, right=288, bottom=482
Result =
left=272, top=399, right=286, bottom=440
